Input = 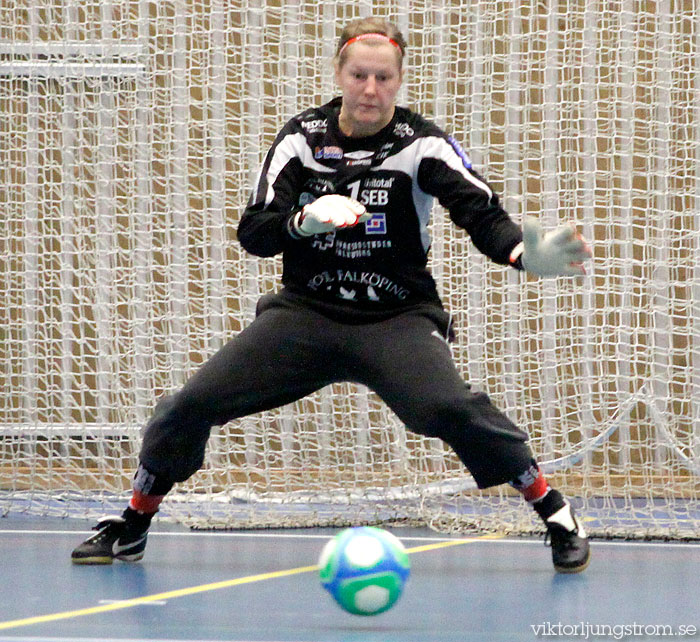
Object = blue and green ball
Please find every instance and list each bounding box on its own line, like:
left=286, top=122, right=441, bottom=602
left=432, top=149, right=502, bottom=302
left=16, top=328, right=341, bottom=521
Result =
left=318, top=526, right=411, bottom=616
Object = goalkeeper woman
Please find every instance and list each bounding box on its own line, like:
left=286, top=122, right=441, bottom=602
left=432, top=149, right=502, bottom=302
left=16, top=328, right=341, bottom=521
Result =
left=72, top=16, right=592, bottom=573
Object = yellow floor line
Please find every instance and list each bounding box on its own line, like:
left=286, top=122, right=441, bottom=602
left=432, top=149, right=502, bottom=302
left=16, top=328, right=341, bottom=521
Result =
left=0, top=533, right=503, bottom=631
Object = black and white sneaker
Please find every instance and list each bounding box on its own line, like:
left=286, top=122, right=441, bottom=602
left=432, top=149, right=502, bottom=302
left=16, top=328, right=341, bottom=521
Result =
left=534, top=490, right=590, bottom=574
left=71, top=511, right=151, bottom=565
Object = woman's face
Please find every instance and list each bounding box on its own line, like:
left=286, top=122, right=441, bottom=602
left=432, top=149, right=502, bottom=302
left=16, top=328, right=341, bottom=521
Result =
left=335, top=41, right=403, bottom=138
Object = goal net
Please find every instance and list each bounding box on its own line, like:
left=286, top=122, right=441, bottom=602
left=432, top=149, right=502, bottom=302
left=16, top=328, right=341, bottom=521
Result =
left=1, top=0, right=698, bottom=539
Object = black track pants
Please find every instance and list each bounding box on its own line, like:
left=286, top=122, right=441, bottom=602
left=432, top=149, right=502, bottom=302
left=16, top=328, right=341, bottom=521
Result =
left=139, top=293, right=533, bottom=489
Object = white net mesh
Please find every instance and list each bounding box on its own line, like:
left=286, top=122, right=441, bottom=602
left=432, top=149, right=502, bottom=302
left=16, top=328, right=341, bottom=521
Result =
left=1, top=0, right=698, bottom=538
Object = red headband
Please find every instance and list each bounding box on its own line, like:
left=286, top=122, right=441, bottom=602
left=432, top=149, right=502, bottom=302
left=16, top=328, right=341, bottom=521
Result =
left=338, top=33, right=403, bottom=58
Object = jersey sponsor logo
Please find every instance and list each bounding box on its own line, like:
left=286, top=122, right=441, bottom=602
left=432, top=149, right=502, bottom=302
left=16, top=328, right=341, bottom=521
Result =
left=304, top=177, right=336, bottom=194
left=365, top=213, right=387, bottom=235
left=334, top=238, right=391, bottom=258
left=307, top=237, right=392, bottom=258
left=359, top=189, right=388, bottom=206
left=447, top=135, right=472, bottom=169
left=344, top=150, right=374, bottom=166
left=344, top=150, right=374, bottom=159
left=306, top=269, right=410, bottom=301
left=314, top=145, right=343, bottom=160
left=393, top=122, right=415, bottom=138
left=300, top=118, right=328, bottom=133
left=363, top=177, right=394, bottom=189
left=311, top=231, right=336, bottom=251
left=376, top=142, right=394, bottom=160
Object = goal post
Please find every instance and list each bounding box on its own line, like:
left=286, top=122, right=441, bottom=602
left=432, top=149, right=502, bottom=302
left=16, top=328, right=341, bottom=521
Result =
left=0, top=1, right=698, bottom=539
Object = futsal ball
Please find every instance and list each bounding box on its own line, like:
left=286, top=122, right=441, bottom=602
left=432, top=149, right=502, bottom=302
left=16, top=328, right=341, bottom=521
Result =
left=318, top=526, right=411, bottom=616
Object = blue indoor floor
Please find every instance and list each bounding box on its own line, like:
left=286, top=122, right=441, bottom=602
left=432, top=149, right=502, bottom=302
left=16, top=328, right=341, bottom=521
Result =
left=0, top=515, right=698, bottom=642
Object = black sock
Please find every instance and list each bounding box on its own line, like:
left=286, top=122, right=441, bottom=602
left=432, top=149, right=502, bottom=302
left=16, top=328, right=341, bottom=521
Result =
left=532, top=488, right=567, bottom=522
left=122, top=506, right=156, bottom=533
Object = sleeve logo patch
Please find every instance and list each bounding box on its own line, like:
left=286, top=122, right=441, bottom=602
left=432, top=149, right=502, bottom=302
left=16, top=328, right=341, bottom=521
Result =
left=447, top=135, right=472, bottom=169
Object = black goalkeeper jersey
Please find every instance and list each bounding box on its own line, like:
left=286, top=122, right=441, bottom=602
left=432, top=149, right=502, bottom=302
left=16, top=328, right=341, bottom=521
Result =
left=238, top=97, right=523, bottom=321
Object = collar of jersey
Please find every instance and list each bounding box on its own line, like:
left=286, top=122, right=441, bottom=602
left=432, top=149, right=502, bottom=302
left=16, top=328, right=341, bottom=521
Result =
left=322, top=97, right=398, bottom=149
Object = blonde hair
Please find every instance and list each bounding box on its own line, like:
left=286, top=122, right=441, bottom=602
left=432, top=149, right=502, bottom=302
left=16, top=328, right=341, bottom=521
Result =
left=335, top=17, right=407, bottom=68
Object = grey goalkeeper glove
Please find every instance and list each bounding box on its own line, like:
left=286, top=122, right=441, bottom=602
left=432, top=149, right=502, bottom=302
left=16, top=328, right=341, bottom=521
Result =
left=290, top=195, right=370, bottom=237
left=514, top=215, right=592, bottom=277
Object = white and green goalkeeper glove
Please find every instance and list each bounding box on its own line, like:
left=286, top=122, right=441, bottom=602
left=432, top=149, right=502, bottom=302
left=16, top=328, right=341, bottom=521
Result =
left=290, top=194, right=370, bottom=237
left=512, top=215, right=592, bottom=277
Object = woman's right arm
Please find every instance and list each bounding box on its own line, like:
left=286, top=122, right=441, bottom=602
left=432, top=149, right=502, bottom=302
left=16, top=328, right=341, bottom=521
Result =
left=237, top=127, right=306, bottom=257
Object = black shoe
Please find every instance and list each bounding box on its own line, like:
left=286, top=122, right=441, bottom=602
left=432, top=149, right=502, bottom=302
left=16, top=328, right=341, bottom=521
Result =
left=534, top=490, right=590, bottom=574
left=71, top=511, right=151, bottom=565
